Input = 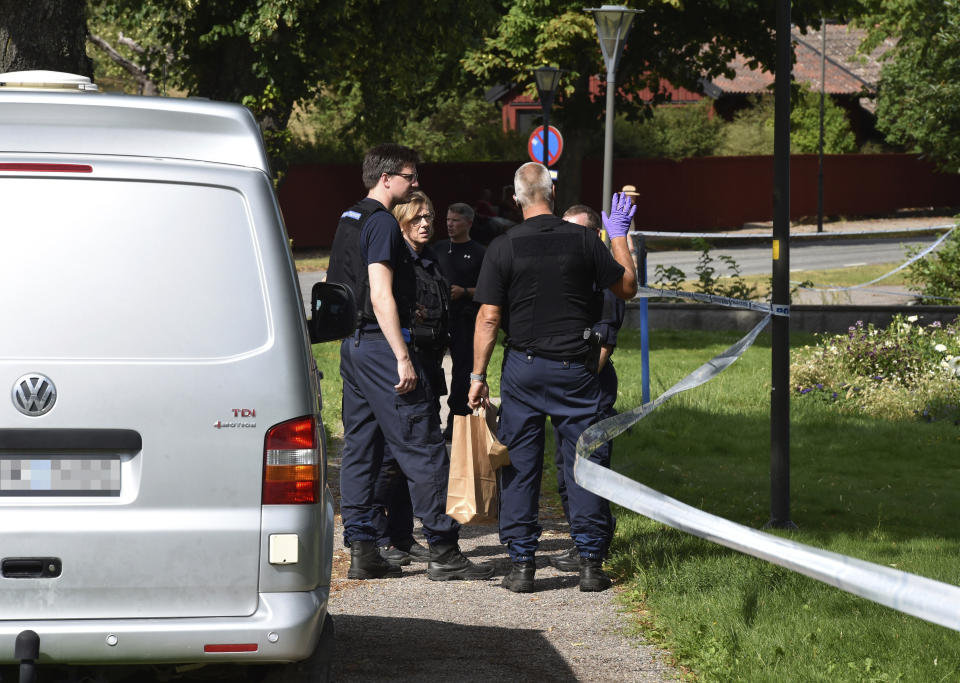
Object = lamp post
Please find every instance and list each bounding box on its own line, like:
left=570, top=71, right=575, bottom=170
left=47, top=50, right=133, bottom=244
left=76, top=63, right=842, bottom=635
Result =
left=534, top=66, right=562, bottom=169
left=585, top=5, right=642, bottom=215
left=769, top=0, right=796, bottom=530
left=817, top=15, right=826, bottom=233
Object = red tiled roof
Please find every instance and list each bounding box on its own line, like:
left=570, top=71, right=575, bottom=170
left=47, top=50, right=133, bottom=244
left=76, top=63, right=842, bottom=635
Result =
left=706, top=24, right=894, bottom=98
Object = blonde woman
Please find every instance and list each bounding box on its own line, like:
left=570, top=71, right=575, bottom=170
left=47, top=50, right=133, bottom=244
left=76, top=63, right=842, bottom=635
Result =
left=373, top=191, right=452, bottom=567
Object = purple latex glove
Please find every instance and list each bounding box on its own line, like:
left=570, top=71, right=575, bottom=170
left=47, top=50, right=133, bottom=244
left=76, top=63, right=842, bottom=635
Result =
left=601, top=192, right=636, bottom=239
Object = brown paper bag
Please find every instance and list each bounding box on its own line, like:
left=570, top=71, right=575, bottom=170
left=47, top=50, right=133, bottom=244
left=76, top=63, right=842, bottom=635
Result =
left=445, top=405, right=510, bottom=525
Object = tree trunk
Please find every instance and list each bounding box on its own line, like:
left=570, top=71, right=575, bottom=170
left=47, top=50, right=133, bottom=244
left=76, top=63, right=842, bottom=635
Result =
left=553, top=72, right=601, bottom=214
left=555, top=133, right=588, bottom=215
left=0, top=0, right=92, bottom=76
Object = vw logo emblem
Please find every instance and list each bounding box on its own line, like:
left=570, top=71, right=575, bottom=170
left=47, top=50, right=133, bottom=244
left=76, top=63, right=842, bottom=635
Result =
left=12, top=374, right=57, bottom=417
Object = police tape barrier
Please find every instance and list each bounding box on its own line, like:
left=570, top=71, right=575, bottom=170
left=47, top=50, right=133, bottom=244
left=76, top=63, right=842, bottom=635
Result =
left=576, top=313, right=771, bottom=450
left=575, top=455, right=960, bottom=632
left=795, top=226, right=956, bottom=293
left=634, top=286, right=789, bottom=317
left=573, top=314, right=960, bottom=633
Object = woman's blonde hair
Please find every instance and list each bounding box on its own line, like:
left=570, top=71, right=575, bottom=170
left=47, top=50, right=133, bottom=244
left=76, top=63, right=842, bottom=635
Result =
left=392, top=190, right=434, bottom=227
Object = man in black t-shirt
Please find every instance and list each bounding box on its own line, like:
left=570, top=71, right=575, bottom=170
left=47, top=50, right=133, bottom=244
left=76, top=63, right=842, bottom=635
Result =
left=469, top=162, right=637, bottom=594
left=434, top=203, right=485, bottom=439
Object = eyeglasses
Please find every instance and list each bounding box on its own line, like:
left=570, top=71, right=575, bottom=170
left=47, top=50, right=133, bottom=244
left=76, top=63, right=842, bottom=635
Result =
left=410, top=212, right=434, bottom=225
left=388, top=171, right=418, bottom=182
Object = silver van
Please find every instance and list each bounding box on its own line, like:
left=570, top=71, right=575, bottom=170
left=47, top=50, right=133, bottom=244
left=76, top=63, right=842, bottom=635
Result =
left=0, top=71, right=350, bottom=681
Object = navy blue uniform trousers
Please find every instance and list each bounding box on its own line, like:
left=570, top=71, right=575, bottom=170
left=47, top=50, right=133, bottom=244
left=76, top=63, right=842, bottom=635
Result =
left=497, top=350, right=615, bottom=562
left=373, top=346, right=446, bottom=547
left=339, top=335, right=459, bottom=546
left=372, top=452, right=413, bottom=547
left=554, top=360, right=618, bottom=523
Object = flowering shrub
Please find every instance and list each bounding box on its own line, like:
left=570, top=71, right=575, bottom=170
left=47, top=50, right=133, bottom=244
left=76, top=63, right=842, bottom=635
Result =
left=792, top=314, right=960, bottom=422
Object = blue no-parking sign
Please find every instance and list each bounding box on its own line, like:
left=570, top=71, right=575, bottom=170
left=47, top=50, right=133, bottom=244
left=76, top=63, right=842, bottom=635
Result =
left=527, top=125, right=563, bottom=166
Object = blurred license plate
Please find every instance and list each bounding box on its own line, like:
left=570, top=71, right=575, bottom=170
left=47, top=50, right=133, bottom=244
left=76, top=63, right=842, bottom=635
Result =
left=0, top=457, right=121, bottom=496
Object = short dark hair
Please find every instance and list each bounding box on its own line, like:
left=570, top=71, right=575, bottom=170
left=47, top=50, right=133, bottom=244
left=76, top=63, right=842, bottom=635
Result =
left=362, top=143, right=421, bottom=189
left=563, top=204, right=601, bottom=232
left=448, top=203, right=475, bottom=222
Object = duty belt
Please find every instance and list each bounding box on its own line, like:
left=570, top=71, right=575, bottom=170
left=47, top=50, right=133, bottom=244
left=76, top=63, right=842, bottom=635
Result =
left=507, top=345, right=588, bottom=363
left=355, top=327, right=414, bottom=344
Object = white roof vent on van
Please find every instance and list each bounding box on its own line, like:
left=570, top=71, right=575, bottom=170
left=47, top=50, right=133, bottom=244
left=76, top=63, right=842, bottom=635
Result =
left=0, top=70, right=99, bottom=92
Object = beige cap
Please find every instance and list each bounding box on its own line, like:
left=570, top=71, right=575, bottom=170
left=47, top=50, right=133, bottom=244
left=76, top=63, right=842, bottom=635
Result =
left=621, top=184, right=639, bottom=196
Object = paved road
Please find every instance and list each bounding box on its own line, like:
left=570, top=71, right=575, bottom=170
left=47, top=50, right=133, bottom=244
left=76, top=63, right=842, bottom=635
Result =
left=296, top=238, right=929, bottom=311
left=299, top=227, right=947, bottom=307
left=298, top=270, right=326, bottom=312
left=298, top=234, right=938, bottom=310
left=645, top=235, right=938, bottom=279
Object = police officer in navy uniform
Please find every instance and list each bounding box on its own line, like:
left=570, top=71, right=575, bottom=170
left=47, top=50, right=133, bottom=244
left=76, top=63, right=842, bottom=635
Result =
left=433, top=203, right=485, bottom=439
left=468, top=162, right=637, bottom=593
left=374, top=191, right=448, bottom=567
left=547, top=204, right=627, bottom=573
left=326, top=144, right=493, bottom=582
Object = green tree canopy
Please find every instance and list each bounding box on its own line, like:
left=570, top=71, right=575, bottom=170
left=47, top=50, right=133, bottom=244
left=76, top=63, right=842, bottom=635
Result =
left=858, top=0, right=960, bottom=172
left=88, top=0, right=502, bottom=171
left=462, top=0, right=862, bottom=204
left=88, top=0, right=344, bottom=172
left=790, top=85, right=857, bottom=154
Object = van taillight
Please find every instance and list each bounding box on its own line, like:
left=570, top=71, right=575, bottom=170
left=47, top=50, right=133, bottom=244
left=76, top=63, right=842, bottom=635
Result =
left=263, top=416, right=319, bottom=505
left=0, top=163, right=92, bottom=173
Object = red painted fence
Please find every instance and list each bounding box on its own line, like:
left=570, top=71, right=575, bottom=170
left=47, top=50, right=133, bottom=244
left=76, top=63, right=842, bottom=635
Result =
left=279, top=154, right=960, bottom=248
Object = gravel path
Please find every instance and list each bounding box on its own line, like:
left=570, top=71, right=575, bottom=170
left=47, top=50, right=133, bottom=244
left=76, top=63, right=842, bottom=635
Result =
left=326, top=455, right=678, bottom=683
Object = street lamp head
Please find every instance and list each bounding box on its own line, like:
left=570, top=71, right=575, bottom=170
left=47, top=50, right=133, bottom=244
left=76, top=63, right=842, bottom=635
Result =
left=584, top=5, right=642, bottom=76
left=584, top=5, right=642, bottom=217
left=534, top=66, right=563, bottom=98
left=532, top=66, right=564, bottom=168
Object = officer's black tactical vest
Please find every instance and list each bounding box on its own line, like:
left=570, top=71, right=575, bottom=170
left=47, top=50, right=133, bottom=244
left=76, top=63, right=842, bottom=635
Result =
left=506, top=223, right=600, bottom=357
left=326, top=198, right=417, bottom=329
left=411, top=254, right=450, bottom=349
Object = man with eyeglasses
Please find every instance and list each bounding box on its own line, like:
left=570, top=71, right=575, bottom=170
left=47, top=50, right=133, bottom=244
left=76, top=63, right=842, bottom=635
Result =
left=327, top=144, right=494, bottom=583
left=433, top=203, right=486, bottom=441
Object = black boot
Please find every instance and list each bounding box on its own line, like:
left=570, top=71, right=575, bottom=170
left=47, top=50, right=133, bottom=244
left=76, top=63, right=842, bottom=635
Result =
left=397, top=538, right=430, bottom=563
left=378, top=545, right=412, bottom=567
left=547, top=547, right=580, bottom=573
left=348, top=540, right=402, bottom=579
left=579, top=557, right=612, bottom=592
left=502, top=561, right=536, bottom=593
left=427, top=543, right=495, bottom=581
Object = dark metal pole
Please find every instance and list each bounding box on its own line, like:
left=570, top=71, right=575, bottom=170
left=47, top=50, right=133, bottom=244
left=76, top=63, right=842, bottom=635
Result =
left=769, top=0, right=795, bottom=529
left=817, top=15, right=826, bottom=233
left=638, top=235, right=651, bottom=403
left=543, top=109, right=550, bottom=168
left=540, top=87, right=554, bottom=170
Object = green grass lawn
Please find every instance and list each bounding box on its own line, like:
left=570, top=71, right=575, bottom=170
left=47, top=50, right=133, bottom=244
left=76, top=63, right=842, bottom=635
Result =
left=782, top=262, right=910, bottom=288
left=313, top=324, right=960, bottom=681
left=293, top=248, right=329, bottom=272
left=607, top=327, right=960, bottom=682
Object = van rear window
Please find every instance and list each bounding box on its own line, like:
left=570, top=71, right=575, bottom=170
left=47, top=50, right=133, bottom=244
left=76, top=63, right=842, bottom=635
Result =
left=0, top=178, right=270, bottom=360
